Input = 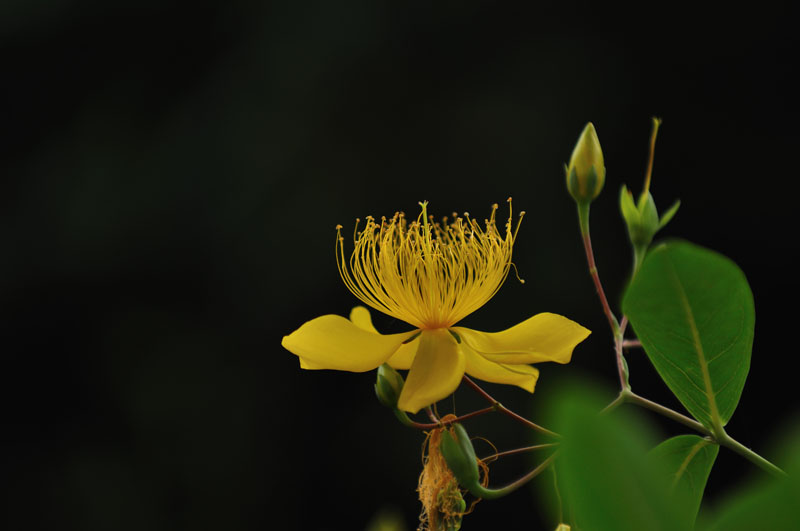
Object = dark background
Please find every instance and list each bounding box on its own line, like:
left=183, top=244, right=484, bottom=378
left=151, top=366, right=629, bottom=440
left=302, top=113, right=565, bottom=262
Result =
left=2, top=1, right=798, bottom=530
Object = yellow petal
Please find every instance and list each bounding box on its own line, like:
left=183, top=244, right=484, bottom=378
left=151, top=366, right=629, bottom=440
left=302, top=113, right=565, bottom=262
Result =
left=461, top=342, right=539, bottom=392
left=298, top=357, right=325, bottom=370
left=452, top=313, right=590, bottom=364
left=386, top=336, right=419, bottom=369
left=349, top=306, right=419, bottom=369
left=349, top=306, right=377, bottom=333
left=282, top=315, right=415, bottom=372
left=397, top=329, right=465, bottom=413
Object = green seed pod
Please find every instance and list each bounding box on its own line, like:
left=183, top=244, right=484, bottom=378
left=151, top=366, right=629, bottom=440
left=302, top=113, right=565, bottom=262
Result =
left=565, top=123, right=606, bottom=204
left=439, top=423, right=480, bottom=489
left=374, top=363, right=404, bottom=408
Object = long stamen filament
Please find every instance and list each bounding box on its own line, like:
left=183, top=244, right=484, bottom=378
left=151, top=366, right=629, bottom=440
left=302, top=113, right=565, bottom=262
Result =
left=336, top=201, right=522, bottom=329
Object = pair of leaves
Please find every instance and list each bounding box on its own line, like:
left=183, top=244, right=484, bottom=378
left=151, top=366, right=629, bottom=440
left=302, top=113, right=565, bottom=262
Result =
left=553, top=391, right=798, bottom=530
left=554, top=389, right=704, bottom=530
left=619, top=240, right=755, bottom=525
left=701, top=426, right=800, bottom=529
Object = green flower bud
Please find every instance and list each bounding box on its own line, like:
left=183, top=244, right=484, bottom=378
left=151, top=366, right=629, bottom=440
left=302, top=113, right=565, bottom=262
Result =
left=565, top=122, right=606, bottom=204
left=620, top=187, right=660, bottom=248
left=620, top=185, right=680, bottom=273
left=439, top=423, right=480, bottom=491
left=374, top=363, right=404, bottom=408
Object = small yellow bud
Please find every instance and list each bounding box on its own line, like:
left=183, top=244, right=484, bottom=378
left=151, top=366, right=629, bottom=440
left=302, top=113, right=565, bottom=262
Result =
left=565, top=122, right=606, bottom=203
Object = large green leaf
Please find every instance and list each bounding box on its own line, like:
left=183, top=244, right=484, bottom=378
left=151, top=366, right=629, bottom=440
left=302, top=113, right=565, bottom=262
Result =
left=701, top=428, right=800, bottom=530
left=650, top=435, right=719, bottom=528
left=554, top=387, right=686, bottom=531
left=622, top=240, right=754, bottom=429
left=703, top=474, right=800, bottom=530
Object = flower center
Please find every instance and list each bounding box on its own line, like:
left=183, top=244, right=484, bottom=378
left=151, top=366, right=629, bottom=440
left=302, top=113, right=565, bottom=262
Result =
left=336, top=199, right=523, bottom=329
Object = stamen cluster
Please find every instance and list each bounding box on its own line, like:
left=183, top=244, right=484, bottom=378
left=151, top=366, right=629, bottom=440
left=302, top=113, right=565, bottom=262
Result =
left=337, top=199, right=523, bottom=329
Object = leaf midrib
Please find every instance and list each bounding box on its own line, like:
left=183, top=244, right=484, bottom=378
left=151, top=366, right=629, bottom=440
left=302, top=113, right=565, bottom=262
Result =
left=671, top=439, right=710, bottom=490
left=667, top=257, right=723, bottom=431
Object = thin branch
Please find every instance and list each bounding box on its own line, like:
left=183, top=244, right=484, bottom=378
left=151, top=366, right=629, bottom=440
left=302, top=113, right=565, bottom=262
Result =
left=581, top=230, right=619, bottom=336
left=397, top=406, right=496, bottom=430
left=477, top=452, right=559, bottom=500
left=613, top=318, right=630, bottom=390
left=425, top=406, right=439, bottom=424
left=462, top=375, right=560, bottom=439
left=625, top=391, right=711, bottom=436
left=482, top=443, right=559, bottom=461
left=608, top=391, right=785, bottom=477
left=717, top=430, right=785, bottom=477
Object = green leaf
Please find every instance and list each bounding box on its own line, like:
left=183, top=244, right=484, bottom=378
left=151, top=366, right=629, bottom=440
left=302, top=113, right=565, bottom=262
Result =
left=701, top=427, right=800, bottom=530
left=650, top=435, right=719, bottom=528
left=554, top=386, right=686, bottom=531
left=622, top=240, right=754, bottom=430
left=703, top=475, right=800, bottom=530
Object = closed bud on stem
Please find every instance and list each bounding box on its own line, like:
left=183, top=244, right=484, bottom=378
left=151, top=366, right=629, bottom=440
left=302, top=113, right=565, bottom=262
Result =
left=620, top=187, right=661, bottom=248
left=439, top=423, right=481, bottom=492
left=374, top=363, right=404, bottom=408
left=565, top=122, right=606, bottom=205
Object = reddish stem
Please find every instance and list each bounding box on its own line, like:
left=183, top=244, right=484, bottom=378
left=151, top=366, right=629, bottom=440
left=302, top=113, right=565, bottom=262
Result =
left=483, top=443, right=559, bottom=461
left=462, top=375, right=560, bottom=439
left=403, top=406, right=496, bottom=430
left=582, top=231, right=619, bottom=334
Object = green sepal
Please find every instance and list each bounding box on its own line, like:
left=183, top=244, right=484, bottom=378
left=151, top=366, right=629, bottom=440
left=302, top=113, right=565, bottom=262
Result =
left=620, top=185, right=639, bottom=223
left=565, top=166, right=580, bottom=202
left=374, top=363, right=404, bottom=408
left=636, top=192, right=660, bottom=245
left=440, top=423, right=481, bottom=490
left=658, top=200, right=681, bottom=230
left=567, top=163, right=602, bottom=205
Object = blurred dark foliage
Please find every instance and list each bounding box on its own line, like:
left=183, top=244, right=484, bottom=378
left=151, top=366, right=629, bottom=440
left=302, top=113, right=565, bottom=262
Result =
left=2, top=1, right=799, bottom=529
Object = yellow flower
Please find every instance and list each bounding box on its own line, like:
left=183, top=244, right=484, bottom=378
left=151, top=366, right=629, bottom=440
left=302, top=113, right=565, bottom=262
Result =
left=281, top=200, right=590, bottom=413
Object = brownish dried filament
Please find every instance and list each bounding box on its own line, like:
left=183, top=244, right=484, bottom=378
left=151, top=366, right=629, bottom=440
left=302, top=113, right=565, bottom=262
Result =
left=417, top=415, right=490, bottom=530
